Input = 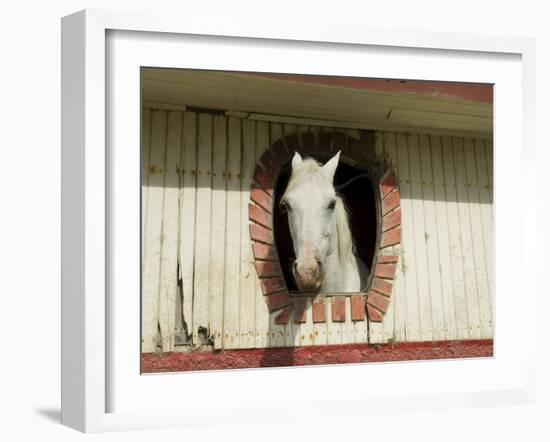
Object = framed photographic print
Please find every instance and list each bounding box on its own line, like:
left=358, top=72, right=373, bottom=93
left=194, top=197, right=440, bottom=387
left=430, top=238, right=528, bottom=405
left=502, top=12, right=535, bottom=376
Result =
left=61, top=9, right=537, bottom=433
left=139, top=67, right=494, bottom=371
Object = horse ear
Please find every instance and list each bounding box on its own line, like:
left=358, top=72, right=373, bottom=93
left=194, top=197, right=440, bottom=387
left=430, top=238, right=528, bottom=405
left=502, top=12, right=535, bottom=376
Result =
left=321, top=150, right=341, bottom=182
left=291, top=151, right=303, bottom=170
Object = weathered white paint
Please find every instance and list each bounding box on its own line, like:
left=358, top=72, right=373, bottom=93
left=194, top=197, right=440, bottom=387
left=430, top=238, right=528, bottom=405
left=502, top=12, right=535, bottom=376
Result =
left=209, top=115, right=228, bottom=349
left=141, top=110, right=166, bottom=352
left=157, top=111, right=182, bottom=351
left=141, top=109, right=494, bottom=351
left=223, top=117, right=242, bottom=349
left=179, top=112, right=197, bottom=344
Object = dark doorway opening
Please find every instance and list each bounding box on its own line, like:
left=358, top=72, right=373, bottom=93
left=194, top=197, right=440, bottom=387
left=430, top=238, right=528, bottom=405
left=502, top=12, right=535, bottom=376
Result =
left=273, top=157, right=378, bottom=292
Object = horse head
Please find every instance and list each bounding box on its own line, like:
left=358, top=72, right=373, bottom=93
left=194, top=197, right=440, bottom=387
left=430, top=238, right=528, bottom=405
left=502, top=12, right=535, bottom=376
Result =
left=281, top=151, right=341, bottom=292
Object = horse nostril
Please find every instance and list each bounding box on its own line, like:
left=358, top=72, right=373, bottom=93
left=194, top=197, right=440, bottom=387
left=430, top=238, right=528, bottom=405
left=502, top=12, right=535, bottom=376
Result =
left=293, top=261, right=298, bottom=274
left=316, top=259, right=322, bottom=273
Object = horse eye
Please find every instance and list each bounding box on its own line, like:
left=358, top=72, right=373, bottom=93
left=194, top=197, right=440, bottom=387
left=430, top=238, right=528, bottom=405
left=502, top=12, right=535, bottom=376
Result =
left=327, top=200, right=336, bottom=210
left=280, top=200, right=292, bottom=212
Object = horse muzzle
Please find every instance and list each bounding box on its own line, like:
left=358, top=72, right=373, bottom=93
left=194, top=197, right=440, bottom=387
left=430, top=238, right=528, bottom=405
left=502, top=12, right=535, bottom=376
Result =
left=293, top=260, right=323, bottom=292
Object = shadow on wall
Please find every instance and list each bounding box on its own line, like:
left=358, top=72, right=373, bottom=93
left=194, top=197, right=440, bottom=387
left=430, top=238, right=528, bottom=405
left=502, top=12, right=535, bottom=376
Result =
left=143, top=109, right=494, bottom=207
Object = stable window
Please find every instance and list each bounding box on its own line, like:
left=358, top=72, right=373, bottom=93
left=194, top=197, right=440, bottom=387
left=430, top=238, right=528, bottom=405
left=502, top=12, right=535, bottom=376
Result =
left=249, top=130, right=402, bottom=324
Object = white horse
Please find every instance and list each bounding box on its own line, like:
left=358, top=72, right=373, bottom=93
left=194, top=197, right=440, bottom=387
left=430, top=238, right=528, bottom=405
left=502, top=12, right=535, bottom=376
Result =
left=281, top=151, right=369, bottom=293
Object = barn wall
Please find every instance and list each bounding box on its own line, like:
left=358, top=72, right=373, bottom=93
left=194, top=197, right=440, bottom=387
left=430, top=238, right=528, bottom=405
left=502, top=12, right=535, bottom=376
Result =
left=373, top=132, right=493, bottom=343
left=141, top=107, right=493, bottom=352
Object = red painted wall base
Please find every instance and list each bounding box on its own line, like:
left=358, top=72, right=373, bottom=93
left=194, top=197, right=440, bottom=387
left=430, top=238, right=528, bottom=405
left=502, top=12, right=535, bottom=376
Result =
left=141, top=340, right=493, bottom=373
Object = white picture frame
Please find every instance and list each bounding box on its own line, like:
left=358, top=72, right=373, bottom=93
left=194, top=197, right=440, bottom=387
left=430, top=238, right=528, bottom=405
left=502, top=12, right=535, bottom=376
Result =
left=61, top=9, right=537, bottom=433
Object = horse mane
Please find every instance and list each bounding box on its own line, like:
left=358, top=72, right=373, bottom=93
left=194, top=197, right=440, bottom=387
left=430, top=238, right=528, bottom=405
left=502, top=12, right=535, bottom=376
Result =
left=284, top=156, right=357, bottom=265
left=334, top=196, right=356, bottom=265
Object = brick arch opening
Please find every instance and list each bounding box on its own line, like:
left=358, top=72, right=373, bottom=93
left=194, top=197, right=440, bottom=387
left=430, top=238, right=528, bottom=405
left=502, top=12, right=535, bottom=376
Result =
left=248, top=131, right=402, bottom=324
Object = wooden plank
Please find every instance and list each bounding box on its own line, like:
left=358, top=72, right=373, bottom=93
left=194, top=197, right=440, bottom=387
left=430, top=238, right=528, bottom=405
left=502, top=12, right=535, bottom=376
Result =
left=464, top=138, right=493, bottom=338
left=192, top=114, right=214, bottom=344
left=441, top=136, right=470, bottom=340
left=293, top=298, right=314, bottom=346
left=453, top=137, right=482, bottom=339
left=179, top=112, right=198, bottom=344
left=486, top=138, right=494, bottom=198
left=240, top=119, right=258, bottom=348
left=223, top=117, right=242, bottom=349
left=141, top=109, right=152, bottom=247
left=254, top=121, right=271, bottom=348
left=395, top=132, right=422, bottom=341
left=142, top=110, right=167, bottom=352
left=341, top=297, right=356, bottom=344
left=418, top=134, right=445, bottom=341
left=406, top=134, right=433, bottom=341
left=140, top=108, right=153, bottom=352
left=157, top=111, right=183, bottom=351
left=475, top=138, right=494, bottom=333
left=430, top=135, right=458, bottom=340
left=209, top=115, right=228, bottom=349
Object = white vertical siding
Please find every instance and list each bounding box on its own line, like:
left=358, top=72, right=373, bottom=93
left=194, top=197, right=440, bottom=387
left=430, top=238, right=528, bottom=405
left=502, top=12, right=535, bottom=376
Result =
left=141, top=110, right=166, bottom=352
left=157, top=112, right=182, bottom=351
left=141, top=108, right=494, bottom=351
left=385, top=132, right=494, bottom=342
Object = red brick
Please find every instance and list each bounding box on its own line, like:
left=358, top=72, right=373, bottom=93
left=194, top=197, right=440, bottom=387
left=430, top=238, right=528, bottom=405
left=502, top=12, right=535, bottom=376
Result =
left=332, top=297, right=346, bottom=322
left=293, top=298, right=308, bottom=323
left=249, top=203, right=271, bottom=229
left=252, top=243, right=277, bottom=261
left=382, top=207, right=401, bottom=232
left=250, top=185, right=272, bottom=213
left=377, top=255, right=399, bottom=264
left=367, top=291, right=390, bottom=313
left=375, top=263, right=397, bottom=279
left=381, top=226, right=401, bottom=248
left=367, top=304, right=383, bottom=322
left=372, top=277, right=393, bottom=296
left=381, top=189, right=400, bottom=215
left=312, top=299, right=327, bottom=323
left=270, top=140, right=290, bottom=165
left=266, top=292, right=293, bottom=312
left=351, top=295, right=366, bottom=321
left=255, top=261, right=282, bottom=278
left=379, top=172, right=397, bottom=199
left=260, top=149, right=279, bottom=175
left=249, top=223, right=273, bottom=245
left=261, top=277, right=286, bottom=295
left=275, top=305, right=292, bottom=324
left=254, top=165, right=274, bottom=195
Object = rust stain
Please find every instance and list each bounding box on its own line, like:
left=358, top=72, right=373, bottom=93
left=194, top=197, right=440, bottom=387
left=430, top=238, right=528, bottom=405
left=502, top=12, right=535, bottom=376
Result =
left=149, top=164, right=162, bottom=174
